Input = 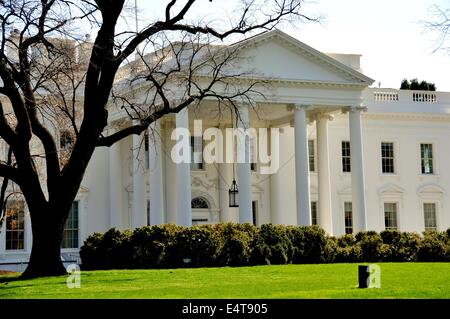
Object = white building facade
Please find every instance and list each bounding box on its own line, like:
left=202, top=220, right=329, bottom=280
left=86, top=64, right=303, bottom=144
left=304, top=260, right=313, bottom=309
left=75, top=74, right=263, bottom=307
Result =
left=1, top=30, right=449, bottom=270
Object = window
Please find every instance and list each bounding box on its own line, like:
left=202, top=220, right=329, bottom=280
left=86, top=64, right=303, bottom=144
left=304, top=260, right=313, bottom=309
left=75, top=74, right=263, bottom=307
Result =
left=344, top=202, right=353, bottom=234
left=308, top=140, right=315, bottom=172
left=144, top=134, right=149, bottom=169
left=62, top=202, right=79, bottom=249
left=311, top=201, right=318, bottom=225
left=420, top=144, right=434, bottom=174
left=5, top=201, right=25, bottom=250
left=60, top=130, right=74, bottom=150
left=250, top=135, right=257, bottom=171
left=341, top=141, right=351, bottom=172
left=252, top=201, right=258, bottom=226
left=191, top=197, right=209, bottom=209
left=190, top=136, right=203, bottom=170
left=384, top=202, right=398, bottom=230
left=147, top=200, right=150, bottom=226
left=423, top=203, right=437, bottom=231
left=381, top=142, right=395, bottom=173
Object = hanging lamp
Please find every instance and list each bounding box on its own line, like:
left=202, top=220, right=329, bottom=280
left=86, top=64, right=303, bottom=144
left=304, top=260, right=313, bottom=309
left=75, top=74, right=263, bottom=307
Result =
left=229, top=108, right=239, bottom=207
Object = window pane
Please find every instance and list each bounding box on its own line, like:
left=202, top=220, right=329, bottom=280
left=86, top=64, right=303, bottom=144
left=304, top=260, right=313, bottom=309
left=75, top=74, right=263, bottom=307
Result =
left=62, top=202, right=79, bottom=249
left=308, top=140, right=315, bottom=172
left=423, top=203, right=437, bottom=230
left=344, top=202, right=353, bottom=234
left=384, top=202, right=398, bottom=230
left=341, top=141, right=351, bottom=172
left=5, top=201, right=25, bottom=251
left=420, top=144, right=433, bottom=174
left=311, top=201, right=318, bottom=225
left=381, top=142, right=395, bottom=173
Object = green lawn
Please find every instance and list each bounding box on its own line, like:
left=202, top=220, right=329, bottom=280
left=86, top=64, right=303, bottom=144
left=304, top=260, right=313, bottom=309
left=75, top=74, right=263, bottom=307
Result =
left=0, top=263, right=449, bottom=299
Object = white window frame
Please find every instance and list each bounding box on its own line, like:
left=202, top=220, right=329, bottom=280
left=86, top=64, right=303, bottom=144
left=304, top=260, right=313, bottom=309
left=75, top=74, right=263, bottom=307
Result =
left=383, top=202, right=399, bottom=231
left=4, top=200, right=26, bottom=252
left=308, top=140, right=316, bottom=173
left=341, top=140, right=351, bottom=173
left=418, top=141, right=438, bottom=176
left=423, top=202, right=438, bottom=231
left=381, top=141, right=395, bottom=174
left=344, top=201, right=353, bottom=234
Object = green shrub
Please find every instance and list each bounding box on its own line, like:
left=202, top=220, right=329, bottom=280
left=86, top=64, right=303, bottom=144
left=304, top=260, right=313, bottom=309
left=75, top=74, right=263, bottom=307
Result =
left=289, top=226, right=328, bottom=264
left=167, top=225, right=221, bottom=268
left=80, top=228, right=133, bottom=270
left=80, top=224, right=450, bottom=270
left=131, top=224, right=181, bottom=268
left=215, top=223, right=256, bottom=266
left=251, top=224, right=294, bottom=265
left=79, top=232, right=104, bottom=270
left=379, top=231, right=420, bottom=261
left=355, top=231, right=383, bottom=262
left=418, top=231, right=448, bottom=262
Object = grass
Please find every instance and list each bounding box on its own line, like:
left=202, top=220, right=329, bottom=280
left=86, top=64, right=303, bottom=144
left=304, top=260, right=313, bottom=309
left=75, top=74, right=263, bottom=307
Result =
left=0, top=263, right=449, bottom=299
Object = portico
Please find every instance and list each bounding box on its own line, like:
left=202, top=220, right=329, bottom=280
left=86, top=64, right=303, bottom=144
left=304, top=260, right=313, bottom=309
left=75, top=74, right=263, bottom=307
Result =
left=120, top=29, right=375, bottom=235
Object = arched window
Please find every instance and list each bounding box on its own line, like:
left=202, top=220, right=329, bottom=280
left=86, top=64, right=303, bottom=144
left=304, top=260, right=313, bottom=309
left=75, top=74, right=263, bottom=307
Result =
left=60, top=130, right=74, bottom=150
left=191, top=197, right=209, bottom=209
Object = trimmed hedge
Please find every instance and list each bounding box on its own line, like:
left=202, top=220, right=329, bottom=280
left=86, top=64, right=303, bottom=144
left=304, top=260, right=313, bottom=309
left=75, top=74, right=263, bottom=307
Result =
left=80, top=224, right=450, bottom=270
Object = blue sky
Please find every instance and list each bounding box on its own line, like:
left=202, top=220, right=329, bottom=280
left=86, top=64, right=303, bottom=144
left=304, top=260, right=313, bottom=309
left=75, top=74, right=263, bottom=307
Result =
left=134, top=0, right=450, bottom=91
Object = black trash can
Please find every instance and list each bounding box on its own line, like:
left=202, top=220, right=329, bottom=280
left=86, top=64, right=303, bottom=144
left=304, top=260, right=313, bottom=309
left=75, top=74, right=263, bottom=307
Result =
left=358, top=265, right=370, bottom=288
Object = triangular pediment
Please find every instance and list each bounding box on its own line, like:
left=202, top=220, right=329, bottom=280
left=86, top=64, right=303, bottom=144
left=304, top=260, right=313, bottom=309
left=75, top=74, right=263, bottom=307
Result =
left=378, top=183, right=405, bottom=195
left=230, top=29, right=374, bottom=86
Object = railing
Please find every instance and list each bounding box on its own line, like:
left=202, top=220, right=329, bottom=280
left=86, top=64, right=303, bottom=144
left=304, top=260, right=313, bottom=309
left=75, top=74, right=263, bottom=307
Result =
left=372, top=90, right=438, bottom=103
left=412, top=92, right=437, bottom=103
left=374, top=91, right=399, bottom=102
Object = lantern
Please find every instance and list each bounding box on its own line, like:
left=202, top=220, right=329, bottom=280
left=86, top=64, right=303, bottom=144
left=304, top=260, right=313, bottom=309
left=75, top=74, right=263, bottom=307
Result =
left=229, top=179, right=239, bottom=207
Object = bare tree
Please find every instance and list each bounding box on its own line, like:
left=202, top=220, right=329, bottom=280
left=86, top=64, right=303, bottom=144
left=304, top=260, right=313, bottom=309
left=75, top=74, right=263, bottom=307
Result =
left=0, top=0, right=316, bottom=278
left=422, top=4, right=450, bottom=53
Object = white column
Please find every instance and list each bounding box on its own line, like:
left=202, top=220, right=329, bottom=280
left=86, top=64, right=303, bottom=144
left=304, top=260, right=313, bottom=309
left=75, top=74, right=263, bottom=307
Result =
left=176, top=108, right=192, bottom=226
left=109, top=140, right=123, bottom=229
left=132, top=132, right=146, bottom=228
left=294, top=104, right=311, bottom=225
left=237, top=105, right=253, bottom=223
left=316, top=114, right=333, bottom=234
left=349, top=106, right=367, bottom=232
left=148, top=121, right=165, bottom=225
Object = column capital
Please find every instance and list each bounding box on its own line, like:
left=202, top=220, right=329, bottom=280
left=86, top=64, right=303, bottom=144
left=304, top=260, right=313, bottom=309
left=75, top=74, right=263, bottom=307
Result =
left=313, top=112, right=334, bottom=122
left=287, top=103, right=313, bottom=112
left=341, top=105, right=368, bottom=114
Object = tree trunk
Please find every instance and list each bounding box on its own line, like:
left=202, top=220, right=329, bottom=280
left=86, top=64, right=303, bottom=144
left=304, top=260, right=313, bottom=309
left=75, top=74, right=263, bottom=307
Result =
left=21, top=206, right=67, bottom=279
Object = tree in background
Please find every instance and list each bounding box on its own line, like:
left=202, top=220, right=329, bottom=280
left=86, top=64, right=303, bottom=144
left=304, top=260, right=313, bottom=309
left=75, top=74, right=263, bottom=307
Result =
left=400, top=78, right=436, bottom=91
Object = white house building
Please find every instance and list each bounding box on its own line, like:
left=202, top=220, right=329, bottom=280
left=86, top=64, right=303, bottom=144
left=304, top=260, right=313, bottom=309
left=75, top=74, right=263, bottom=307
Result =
left=1, top=29, right=450, bottom=270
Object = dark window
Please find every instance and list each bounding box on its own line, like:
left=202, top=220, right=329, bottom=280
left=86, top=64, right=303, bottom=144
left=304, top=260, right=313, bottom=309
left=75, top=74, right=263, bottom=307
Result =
left=5, top=201, right=25, bottom=250
left=311, top=201, right=318, bottom=225
left=423, top=203, right=437, bottom=231
left=252, top=201, right=258, bottom=226
left=191, top=197, right=209, bottom=209
left=308, top=140, right=315, bottom=172
left=144, top=134, right=149, bottom=169
left=420, top=144, right=434, bottom=174
left=62, top=202, right=79, bottom=249
left=190, top=136, right=203, bottom=170
left=341, top=141, right=351, bottom=172
left=384, top=202, right=398, bottom=230
left=60, top=130, right=74, bottom=150
left=147, top=200, right=150, bottom=226
left=344, top=202, right=353, bottom=234
left=381, top=142, right=395, bottom=173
